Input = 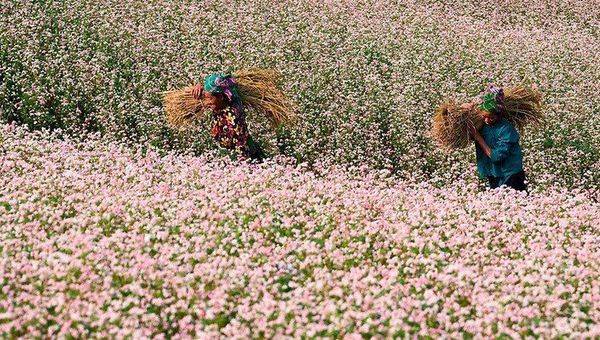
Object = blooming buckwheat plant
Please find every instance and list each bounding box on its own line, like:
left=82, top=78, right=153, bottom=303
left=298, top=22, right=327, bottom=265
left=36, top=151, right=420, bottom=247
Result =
left=0, top=0, right=599, bottom=337
left=1, top=124, right=598, bottom=338
left=0, top=0, right=598, bottom=191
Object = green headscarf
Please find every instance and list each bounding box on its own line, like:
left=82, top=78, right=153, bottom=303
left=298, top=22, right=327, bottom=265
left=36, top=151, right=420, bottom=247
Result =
left=203, top=73, right=240, bottom=103
left=480, top=92, right=497, bottom=112
left=203, top=73, right=225, bottom=93
left=479, top=86, right=505, bottom=113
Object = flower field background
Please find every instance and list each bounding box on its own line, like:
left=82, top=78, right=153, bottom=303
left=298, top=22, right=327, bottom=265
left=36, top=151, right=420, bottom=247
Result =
left=1, top=124, right=599, bottom=338
left=1, top=0, right=599, bottom=338
left=1, top=0, right=599, bottom=191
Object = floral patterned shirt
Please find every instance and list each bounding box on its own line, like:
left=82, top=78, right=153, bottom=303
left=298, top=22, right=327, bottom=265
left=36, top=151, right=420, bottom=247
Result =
left=210, top=104, right=250, bottom=157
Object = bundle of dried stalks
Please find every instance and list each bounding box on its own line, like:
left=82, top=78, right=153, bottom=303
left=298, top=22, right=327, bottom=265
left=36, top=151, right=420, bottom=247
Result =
left=431, top=86, right=544, bottom=150
left=431, top=100, right=483, bottom=150
left=235, top=68, right=297, bottom=127
left=162, top=86, right=205, bottom=129
left=503, top=86, right=544, bottom=131
left=162, top=69, right=296, bottom=130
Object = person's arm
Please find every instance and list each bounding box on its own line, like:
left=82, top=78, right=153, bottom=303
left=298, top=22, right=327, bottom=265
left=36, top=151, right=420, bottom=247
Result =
left=468, top=123, right=517, bottom=162
left=192, top=84, right=203, bottom=100
left=473, top=132, right=492, bottom=157
left=467, top=122, right=492, bottom=157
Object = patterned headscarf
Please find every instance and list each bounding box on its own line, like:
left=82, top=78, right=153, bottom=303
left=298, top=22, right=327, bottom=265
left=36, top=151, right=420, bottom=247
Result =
left=203, top=73, right=240, bottom=103
left=480, top=85, right=505, bottom=114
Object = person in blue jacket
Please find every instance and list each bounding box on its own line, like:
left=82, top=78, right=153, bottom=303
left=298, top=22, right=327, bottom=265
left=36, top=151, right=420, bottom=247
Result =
left=466, top=86, right=527, bottom=191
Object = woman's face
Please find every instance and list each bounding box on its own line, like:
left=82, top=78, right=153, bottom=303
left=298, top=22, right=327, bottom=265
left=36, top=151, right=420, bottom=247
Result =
left=202, top=91, right=226, bottom=110
left=481, top=110, right=499, bottom=125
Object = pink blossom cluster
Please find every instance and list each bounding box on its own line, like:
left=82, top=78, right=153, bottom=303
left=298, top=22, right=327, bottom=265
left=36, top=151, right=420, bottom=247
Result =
left=1, top=0, right=599, bottom=192
left=1, top=123, right=598, bottom=338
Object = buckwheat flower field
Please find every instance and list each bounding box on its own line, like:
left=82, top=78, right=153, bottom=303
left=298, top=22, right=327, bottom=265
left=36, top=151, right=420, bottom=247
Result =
left=2, top=125, right=599, bottom=338
left=1, top=0, right=599, bottom=338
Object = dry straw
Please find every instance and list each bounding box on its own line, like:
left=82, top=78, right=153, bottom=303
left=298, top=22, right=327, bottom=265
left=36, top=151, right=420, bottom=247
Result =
left=163, top=85, right=205, bottom=129
left=431, top=100, right=483, bottom=150
left=162, top=69, right=296, bottom=130
left=235, top=69, right=297, bottom=127
left=431, top=86, right=544, bottom=150
left=503, top=86, right=544, bottom=131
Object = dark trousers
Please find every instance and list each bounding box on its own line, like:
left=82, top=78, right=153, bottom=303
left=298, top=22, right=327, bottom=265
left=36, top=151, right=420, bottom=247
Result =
left=247, top=136, right=265, bottom=162
left=488, top=171, right=527, bottom=191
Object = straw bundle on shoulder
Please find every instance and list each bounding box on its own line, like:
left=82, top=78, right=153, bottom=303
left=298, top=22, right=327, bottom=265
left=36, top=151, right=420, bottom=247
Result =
left=233, top=68, right=297, bottom=126
left=503, top=86, right=544, bottom=131
left=431, top=86, right=544, bottom=151
left=431, top=100, right=483, bottom=150
left=162, top=69, right=296, bottom=130
left=162, top=86, right=205, bottom=130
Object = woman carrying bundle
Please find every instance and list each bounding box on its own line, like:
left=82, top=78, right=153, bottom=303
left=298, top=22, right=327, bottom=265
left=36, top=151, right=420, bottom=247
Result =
left=191, top=73, right=264, bottom=160
left=464, top=86, right=527, bottom=191
left=163, top=69, right=295, bottom=162
left=432, top=84, right=542, bottom=191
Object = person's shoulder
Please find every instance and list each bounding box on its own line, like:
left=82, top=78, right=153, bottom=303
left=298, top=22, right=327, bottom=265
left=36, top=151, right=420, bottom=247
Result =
left=497, top=117, right=511, bottom=126
left=498, top=118, right=517, bottom=131
left=498, top=118, right=520, bottom=139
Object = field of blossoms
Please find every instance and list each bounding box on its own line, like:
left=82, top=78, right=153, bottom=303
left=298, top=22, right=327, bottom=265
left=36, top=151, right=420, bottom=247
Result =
left=1, top=0, right=600, bottom=338
left=1, top=124, right=599, bottom=338
left=1, top=0, right=599, bottom=191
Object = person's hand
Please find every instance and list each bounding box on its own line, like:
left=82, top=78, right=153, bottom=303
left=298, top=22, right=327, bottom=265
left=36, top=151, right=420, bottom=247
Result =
left=192, top=84, right=203, bottom=100
left=461, top=102, right=475, bottom=110
left=467, top=121, right=478, bottom=139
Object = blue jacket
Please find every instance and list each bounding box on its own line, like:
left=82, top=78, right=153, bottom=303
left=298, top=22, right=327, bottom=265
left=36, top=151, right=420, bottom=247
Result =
left=476, top=118, right=524, bottom=185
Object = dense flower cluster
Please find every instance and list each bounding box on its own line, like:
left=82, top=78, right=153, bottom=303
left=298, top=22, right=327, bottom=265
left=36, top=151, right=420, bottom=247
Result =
left=1, top=0, right=598, bottom=191
left=1, top=124, right=598, bottom=338
left=1, top=1, right=599, bottom=337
